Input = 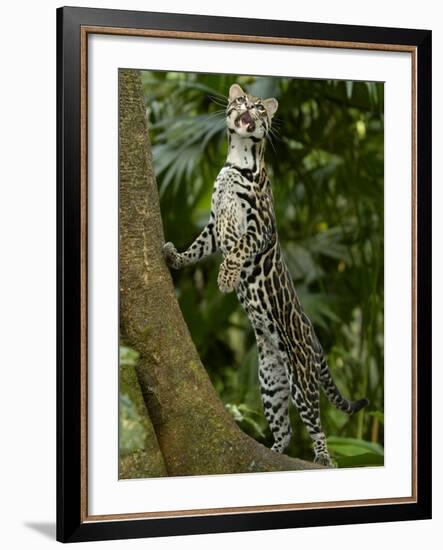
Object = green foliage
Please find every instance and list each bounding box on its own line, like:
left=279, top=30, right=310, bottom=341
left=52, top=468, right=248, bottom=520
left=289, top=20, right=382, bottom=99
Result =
left=119, top=346, right=167, bottom=478
left=119, top=393, right=147, bottom=454
left=119, top=346, right=147, bottom=455
left=225, top=403, right=267, bottom=440
left=140, top=70, right=384, bottom=465
left=327, top=436, right=384, bottom=468
left=120, top=345, right=139, bottom=368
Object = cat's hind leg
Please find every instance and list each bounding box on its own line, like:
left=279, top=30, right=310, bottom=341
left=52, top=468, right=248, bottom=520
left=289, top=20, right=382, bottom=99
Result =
left=289, top=369, right=333, bottom=467
left=257, top=337, right=292, bottom=454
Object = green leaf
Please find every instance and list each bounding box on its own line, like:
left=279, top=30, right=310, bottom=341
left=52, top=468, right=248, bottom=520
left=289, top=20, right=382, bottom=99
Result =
left=119, top=346, right=139, bottom=367
left=225, top=403, right=266, bottom=439
left=119, top=393, right=146, bottom=454
left=327, top=436, right=384, bottom=456
left=335, top=452, right=384, bottom=468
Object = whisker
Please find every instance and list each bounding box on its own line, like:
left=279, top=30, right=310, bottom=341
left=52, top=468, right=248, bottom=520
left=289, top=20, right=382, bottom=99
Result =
left=206, top=116, right=226, bottom=127
left=268, top=130, right=283, bottom=145
left=205, top=114, right=226, bottom=125
left=205, top=109, right=226, bottom=118
left=203, top=111, right=226, bottom=123
left=269, top=121, right=283, bottom=137
left=271, top=122, right=282, bottom=132
left=208, top=94, right=229, bottom=108
left=208, top=91, right=228, bottom=102
left=269, top=125, right=282, bottom=138
left=267, top=132, right=277, bottom=154
left=208, top=95, right=227, bottom=104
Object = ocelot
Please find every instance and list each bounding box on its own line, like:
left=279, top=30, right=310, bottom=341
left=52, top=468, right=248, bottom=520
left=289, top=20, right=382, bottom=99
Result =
left=164, top=83, right=368, bottom=466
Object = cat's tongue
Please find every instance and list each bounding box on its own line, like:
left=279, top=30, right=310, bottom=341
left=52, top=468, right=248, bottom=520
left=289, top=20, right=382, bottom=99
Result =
left=236, top=111, right=255, bottom=131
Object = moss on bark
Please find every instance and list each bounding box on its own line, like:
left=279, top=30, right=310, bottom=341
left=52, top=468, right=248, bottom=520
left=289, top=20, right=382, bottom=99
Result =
left=119, top=353, right=167, bottom=478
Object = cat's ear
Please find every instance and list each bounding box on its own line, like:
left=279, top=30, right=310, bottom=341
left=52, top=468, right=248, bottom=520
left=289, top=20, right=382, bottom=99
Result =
left=229, top=83, right=245, bottom=102
left=263, top=98, right=278, bottom=117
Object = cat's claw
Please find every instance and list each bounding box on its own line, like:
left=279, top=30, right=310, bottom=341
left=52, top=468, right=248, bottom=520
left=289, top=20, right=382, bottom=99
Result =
left=314, top=454, right=335, bottom=468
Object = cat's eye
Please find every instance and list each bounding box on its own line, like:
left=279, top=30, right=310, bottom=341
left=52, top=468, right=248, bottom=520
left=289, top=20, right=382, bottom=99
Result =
left=256, top=104, right=265, bottom=111
left=237, top=97, right=245, bottom=103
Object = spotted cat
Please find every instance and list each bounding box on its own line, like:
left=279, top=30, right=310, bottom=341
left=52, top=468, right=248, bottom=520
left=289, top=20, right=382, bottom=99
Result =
left=163, top=83, right=368, bottom=466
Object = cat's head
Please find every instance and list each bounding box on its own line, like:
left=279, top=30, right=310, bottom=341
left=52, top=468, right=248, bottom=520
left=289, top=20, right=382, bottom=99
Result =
left=226, top=83, right=278, bottom=139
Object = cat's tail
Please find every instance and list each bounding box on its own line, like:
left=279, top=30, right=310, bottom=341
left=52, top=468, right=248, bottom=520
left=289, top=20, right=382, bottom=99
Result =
left=319, top=359, right=369, bottom=415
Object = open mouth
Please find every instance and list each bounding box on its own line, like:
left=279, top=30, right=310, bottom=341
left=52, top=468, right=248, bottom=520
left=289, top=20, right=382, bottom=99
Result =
left=234, top=111, right=256, bottom=132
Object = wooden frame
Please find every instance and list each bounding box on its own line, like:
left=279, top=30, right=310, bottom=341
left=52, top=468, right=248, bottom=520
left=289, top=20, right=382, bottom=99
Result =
left=57, top=6, right=432, bottom=542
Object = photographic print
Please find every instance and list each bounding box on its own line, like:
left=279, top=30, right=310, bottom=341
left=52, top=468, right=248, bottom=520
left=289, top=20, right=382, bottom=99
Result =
left=57, top=7, right=431, bottom=541
left=118, top=69, right=384, bottom=479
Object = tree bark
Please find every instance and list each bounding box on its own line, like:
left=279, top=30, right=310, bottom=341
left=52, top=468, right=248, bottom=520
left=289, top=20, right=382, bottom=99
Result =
left=119, top=68, right=320, bottom=476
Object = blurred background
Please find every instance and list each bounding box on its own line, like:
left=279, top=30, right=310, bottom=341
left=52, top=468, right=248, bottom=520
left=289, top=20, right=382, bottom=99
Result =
left=120, top=70, right=384, bottom=471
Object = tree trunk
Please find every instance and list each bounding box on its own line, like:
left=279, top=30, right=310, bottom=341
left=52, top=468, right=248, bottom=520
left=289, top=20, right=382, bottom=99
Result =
left=119, top=68, right=320, bottom=476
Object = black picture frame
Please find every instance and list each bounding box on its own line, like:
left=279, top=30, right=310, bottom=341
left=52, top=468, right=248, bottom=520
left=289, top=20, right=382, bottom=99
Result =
left=57, top=6, right=432, bottom=543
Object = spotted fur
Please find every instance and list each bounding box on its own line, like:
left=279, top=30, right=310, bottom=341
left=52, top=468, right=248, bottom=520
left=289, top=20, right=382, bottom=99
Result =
left=164, top=83, right=368, bottom=466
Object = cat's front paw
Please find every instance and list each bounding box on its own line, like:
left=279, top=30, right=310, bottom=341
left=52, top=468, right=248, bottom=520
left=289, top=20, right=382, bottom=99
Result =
left=217, top=258, right=241, bottom=293
left=163, top=242, right=182, bottom=269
